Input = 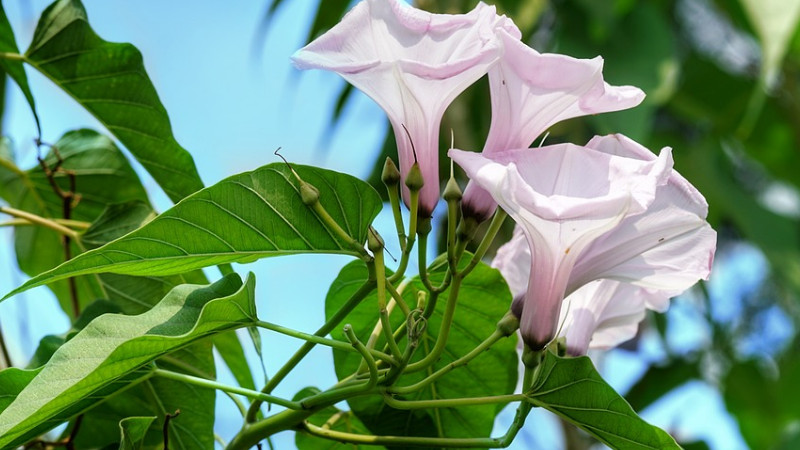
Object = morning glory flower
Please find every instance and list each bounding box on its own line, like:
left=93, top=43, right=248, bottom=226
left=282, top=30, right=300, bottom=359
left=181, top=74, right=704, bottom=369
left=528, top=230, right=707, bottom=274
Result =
left=493, top=225, right=668, bottom=356
left=461, top=28, right=646, bottom=222
left=292, top=0, right=518, bottom=216
left=451, top=134, right=715, bottom=350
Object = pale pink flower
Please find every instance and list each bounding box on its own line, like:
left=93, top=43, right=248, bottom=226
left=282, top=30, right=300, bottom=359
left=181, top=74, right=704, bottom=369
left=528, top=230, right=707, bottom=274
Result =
left=292, top=0, right=518, bottom=216
left=493, top=226, right=667, bottom=355
left=462, top=29, right=645, bottom=221
left=453, top=134, right=715, bottom=350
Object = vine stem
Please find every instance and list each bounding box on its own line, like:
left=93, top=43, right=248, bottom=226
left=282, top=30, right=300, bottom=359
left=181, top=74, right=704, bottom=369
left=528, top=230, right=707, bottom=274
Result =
left=0, top=206, right=78, bottom=240
left=245, top=278, right=376, bottom=423
left=153, top=368, right=301, bottom=410
left=458, top=209, right=507, bottom=278
left=404, top=271, right=463, bottom=373
left=0, top=218, right=89, bottom=229
left=253, top=320, right=396, bottom=365
left=369, top=249, right=404, bottom=361
left=389, top=328, right=506, bottom=395
left=382, top=392, right=526, bottom=409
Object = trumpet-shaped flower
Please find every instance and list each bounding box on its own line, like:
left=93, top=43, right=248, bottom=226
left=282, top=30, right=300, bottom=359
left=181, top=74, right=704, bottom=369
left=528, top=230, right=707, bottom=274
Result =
left=292, top=0, right=518, bottom=216
left=493, top=226, right=667, bottom=355
left=462, top=29, right=645, bottom=221
left=452, top=134, right=715, bottom=350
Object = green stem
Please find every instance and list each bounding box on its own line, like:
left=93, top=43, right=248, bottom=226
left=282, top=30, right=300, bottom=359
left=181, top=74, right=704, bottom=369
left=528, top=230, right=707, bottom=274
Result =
left=0, top=52, right=23, bottom=61
left=245, top=278, right=376, bottom=422
left=389, top=329, right=505, bottom=395
left=254, top=320, right=396, bottom=365
left=384, top=279, right=411, bottom=317
left=300, top=415, right=530, bottom=448
left=383, top=392, right=526, bottom=409
left=370, top=253, right=404, bottom=361
left=405, top=272, right=463, bottom=373
left=387, top=182, right=407, bottom=252
left=417, top=226, right=439, bottom=294
left=153, top=369, right=300, bottom=410
left=389, top=193, right=419, bottom=284
left=217, top=263, right=234, bottom=277
left=300, top=326, right=379, bottom=410
left=0, top=206, right=78, bottom=239
left=458, top=209, right=507, bottom=278
left=310, top=200, right=369, bottom=257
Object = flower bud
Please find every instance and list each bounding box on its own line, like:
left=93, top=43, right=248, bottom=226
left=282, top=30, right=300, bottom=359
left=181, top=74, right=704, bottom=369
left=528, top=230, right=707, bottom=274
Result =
left=381, top=157, right=401, bottom=186
left=404, top=162, right=424, bottom=192
left=300, top=181, right=320, bottom=206
left=443, top=176, right=462, bottom=203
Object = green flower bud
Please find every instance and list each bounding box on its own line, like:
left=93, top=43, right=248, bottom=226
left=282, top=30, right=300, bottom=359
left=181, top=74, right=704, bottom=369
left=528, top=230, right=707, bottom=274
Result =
left=404, top=162, right=424, bottom=191
left=381, top=157, right=401, bottom=186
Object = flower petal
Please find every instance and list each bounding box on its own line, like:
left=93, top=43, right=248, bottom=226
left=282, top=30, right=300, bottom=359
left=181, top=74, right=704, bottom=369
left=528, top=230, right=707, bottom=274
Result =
left=293, top=0, right=512, bottom=215
left=569, top=136, right=716, bottom=302
left=461, top=31, right=645, bottom=221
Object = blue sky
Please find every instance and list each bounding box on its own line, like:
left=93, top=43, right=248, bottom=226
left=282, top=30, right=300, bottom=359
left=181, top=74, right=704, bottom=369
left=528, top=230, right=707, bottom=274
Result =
left=0, top=1, right=754, bottom=449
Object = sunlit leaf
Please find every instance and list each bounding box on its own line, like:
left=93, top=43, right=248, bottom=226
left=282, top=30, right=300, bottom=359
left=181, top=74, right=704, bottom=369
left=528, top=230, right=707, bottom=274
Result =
left=3, top=163, right=381, bottom=301
left=24, top=0, right=204, bottom=202
left=529, top=350, right=680, bottom=449
left=0, top=273, right=257, bottom=449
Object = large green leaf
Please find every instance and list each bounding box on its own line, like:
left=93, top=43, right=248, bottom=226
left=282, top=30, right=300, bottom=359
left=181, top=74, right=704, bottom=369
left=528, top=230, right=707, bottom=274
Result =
left=0, top=5, right=38, bottom=132
left=23, top=0, right=203, bottom=202
left=529, top=350, right=680, bottom=449
left=326, top=256, right=518, bottom=441
left=0, top=130, right=150, bottom=314
left=0, top=272, right=257, bottom=449
left=80, top=201, right=257, bottom=439
left=4, top=163, right=382, bottom=301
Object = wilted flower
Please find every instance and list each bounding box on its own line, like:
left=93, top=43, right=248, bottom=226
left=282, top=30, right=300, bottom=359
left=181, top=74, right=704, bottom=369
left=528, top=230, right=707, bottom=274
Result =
left=461, top=29, right=645, bottom=222
left=452, top=134, right=715, bottom=350
left=292, top=0, right=518, bottom=216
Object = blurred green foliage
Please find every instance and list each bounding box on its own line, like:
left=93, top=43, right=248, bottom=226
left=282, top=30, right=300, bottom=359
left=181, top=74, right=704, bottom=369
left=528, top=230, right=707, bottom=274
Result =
left=267, top=0, right=800, bottom=448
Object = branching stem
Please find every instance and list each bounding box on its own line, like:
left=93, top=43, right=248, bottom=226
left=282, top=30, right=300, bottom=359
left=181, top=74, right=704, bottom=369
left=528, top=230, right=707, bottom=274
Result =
left=153, top=368, right=301, bottom=410
left=253, top=320, right=396, bottom=365
left=245, top=278, right=376, bottom=422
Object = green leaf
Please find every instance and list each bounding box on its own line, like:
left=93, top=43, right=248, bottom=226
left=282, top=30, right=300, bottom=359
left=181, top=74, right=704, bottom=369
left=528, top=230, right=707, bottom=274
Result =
left=529, top=350, right=680, bottom=449
left=0, top=130, right=150, bottom=314
left=326, top=257, right=518, bottom=441
left=0, top=5, right=38, bottom=132
left=294, top=387, right=385, bottom=450
left=79, top=201, right=256, bottom=442
left=24, top=0, right=204, bottom=202
left=739, top=0, right=800, bottom=81
left=118, top=416, right=157, bottom=450
left=0, top=272, right=257, bottom=449
left=4, top=163, right=382, bottom=301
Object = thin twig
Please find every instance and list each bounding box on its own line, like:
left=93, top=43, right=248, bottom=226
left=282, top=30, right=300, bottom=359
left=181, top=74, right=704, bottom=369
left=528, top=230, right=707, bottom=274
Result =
left=0, top=322, right=11, bottom=368
left=64, top=415, right=83, bottom=450
left=36, top=142, right=82, bottom=316
left=163, top=409, right=181, bottom=450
